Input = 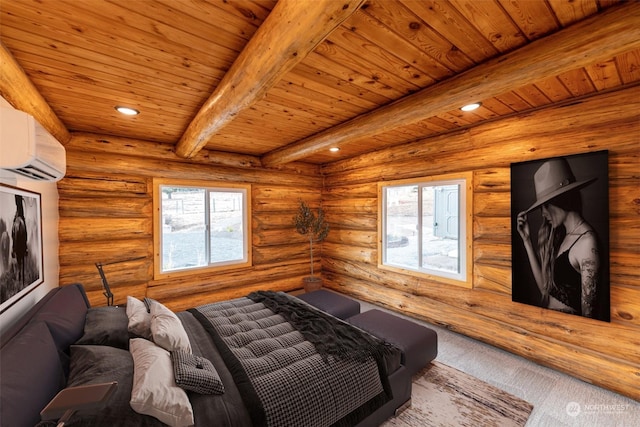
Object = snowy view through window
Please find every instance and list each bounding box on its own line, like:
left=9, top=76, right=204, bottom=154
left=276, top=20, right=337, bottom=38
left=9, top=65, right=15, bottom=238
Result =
left=161, top=186, right=246, bottom=272
left=383, top=182, right=461, bottom=277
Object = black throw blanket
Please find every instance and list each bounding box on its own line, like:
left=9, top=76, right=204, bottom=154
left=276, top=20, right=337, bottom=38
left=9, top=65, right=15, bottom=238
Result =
left=247, top=291, right=396, bottom=364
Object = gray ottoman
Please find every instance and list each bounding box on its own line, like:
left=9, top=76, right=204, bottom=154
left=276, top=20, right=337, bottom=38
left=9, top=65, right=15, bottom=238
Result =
left=297, top=290, right=360, bottom=320
left=348, top=309, right=438, bottom=375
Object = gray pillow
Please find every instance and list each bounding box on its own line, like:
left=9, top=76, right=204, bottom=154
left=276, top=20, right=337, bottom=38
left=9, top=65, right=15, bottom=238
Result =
left=129, top=339, right=194, bottom=426
left=63, top=345, right=164, bottom=426
left=75, top=307, right=130, bottom=349
left=171, top=350, right=224, bottom=395
left=148, top=300, right=191, bottom=353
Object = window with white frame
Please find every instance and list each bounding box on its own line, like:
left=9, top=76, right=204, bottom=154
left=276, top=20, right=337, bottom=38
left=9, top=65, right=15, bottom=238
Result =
left=379, top=173, right=472, bottom=287
left=153, top=180, right=251, bottom=277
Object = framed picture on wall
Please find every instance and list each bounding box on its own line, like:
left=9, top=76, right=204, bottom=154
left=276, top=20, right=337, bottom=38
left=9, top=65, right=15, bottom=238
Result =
left=511, top=150, right=610, bottom=322
left=0, top=184, right=43, bottom=314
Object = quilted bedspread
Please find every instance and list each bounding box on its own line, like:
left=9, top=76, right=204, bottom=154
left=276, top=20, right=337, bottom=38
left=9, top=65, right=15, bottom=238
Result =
left=189, top=291, right=394, bottom=427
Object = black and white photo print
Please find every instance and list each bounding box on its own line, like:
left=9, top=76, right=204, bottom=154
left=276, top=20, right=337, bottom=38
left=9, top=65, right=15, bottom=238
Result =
left=0, top=184, right=43, bottom=313
left=511, top=151, right=610, bottom=322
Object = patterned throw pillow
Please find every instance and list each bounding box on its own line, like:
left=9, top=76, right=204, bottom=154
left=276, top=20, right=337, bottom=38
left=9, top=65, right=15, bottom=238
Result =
left=171, top=350, right=225, bottom=395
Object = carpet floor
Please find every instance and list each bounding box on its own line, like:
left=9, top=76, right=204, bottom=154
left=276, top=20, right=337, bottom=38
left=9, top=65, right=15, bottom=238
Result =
left=382, top=362, right=533, bottom=427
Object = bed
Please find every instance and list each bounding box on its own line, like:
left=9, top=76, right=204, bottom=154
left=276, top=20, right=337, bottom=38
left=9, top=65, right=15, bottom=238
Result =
left=0, top=284, right=412, bottom=427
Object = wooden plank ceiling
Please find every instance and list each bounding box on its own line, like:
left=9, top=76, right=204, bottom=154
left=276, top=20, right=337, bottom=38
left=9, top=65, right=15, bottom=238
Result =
left=1, top=0, right=639, bottom=166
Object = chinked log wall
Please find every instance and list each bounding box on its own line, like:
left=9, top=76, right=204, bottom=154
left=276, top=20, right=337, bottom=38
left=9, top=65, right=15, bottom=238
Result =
left=321, top=87, right=640, bottom=401
left=58, top=137, right=321, bottom=311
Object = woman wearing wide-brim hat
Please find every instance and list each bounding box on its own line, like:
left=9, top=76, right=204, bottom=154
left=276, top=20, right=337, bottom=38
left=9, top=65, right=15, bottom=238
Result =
left=516, top=157, right=599, bottom=318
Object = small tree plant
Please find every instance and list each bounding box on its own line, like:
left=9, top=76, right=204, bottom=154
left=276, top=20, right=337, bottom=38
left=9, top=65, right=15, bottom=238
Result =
left=294, top=201, right=329, bottom=277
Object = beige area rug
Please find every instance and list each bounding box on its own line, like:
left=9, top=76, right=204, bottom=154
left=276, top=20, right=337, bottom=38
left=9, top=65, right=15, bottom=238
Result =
left=382, top=362, right=534, bottom=427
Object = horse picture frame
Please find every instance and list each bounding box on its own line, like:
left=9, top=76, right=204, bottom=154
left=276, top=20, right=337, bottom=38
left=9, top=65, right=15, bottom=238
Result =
left=0, top=184, right=43, bottom=313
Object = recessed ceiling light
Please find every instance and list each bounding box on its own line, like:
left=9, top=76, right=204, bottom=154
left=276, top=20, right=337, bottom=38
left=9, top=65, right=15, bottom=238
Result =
left=460, top=102, right=481, bottom=112
left=329, top=147, right=340, bottom=152
left=115, top=106, right=139, bottom=116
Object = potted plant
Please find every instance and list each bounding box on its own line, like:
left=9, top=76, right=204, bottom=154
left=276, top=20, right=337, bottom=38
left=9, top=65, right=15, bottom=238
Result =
left=294, top=201, right=329, bottom=292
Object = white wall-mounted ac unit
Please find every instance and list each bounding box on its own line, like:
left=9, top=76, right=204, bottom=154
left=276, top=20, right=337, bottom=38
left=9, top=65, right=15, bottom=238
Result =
left=0, top=102, right=66, bottom=182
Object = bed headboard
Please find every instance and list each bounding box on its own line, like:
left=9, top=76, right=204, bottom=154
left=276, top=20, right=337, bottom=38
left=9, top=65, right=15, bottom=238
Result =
left=0, top=284, right=90, bottom=427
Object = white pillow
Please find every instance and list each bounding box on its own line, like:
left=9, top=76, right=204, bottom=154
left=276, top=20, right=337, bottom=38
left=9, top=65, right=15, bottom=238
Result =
left=149, top=299, right=192, bottom=353
left=129, top=338, right=194, bottom=427
left=126, top=296, right=152, bottom=339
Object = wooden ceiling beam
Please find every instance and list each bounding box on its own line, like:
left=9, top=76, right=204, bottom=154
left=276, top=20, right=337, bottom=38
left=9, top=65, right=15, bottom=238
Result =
left=261, top=2, right=640, bottom=167
left=0, top=42, right=71, bottom=144
left=174, top=0, right=366, bottom=159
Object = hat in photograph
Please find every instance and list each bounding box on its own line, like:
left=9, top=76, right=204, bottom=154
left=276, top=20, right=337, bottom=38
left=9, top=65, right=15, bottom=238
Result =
left=525, top=157, right=596, bottom=213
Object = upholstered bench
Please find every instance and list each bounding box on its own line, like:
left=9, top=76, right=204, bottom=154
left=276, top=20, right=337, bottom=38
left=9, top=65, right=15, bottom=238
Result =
left=347, top=309, right=438, bottom=375
left=296, top=289, right=360, bottom=320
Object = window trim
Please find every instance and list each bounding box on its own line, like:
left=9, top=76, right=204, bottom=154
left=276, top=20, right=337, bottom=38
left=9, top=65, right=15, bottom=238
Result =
left=153, top=178, right=252, bottom=280
left=377, top=172, right=473, bottom=289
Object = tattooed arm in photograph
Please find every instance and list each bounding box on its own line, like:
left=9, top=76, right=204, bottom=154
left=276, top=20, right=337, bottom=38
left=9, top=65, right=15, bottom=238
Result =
left=573, top=231, right=600, bottom=318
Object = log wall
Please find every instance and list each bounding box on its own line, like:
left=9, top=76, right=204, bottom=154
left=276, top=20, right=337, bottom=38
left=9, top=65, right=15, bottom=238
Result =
left=321, top=87, right=640, bottom=401
left=58, top=134, right=321, bottom=311
left=57, top=86, right=638, bottom=401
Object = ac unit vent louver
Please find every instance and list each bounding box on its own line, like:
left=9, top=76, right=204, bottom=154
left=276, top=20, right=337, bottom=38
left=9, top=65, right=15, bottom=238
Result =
left=5, top=165, right=60, bottom=181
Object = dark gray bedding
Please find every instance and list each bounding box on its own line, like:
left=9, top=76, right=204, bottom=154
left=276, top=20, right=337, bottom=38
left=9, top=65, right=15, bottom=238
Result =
left=178, top=311, right=253, bottom=427
left=35, top=311, right=250, bottom=427
left=189, top=291, right=398, bottom=427
left=3, top=284, right=404, bottom=427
